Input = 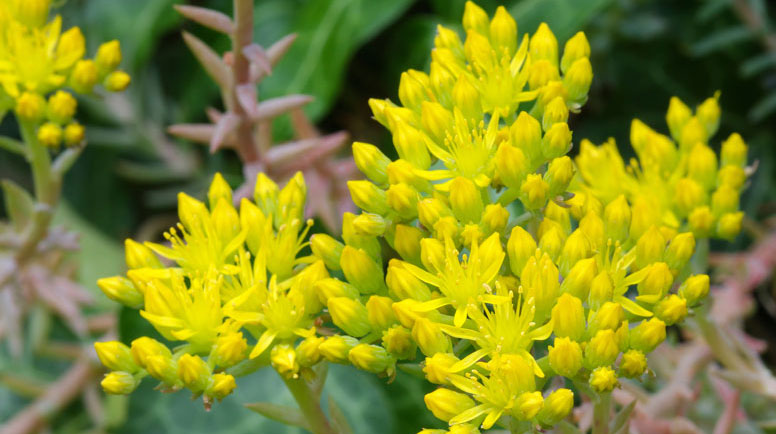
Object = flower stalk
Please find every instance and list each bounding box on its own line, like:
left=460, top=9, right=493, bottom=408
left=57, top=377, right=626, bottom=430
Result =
left=282, top=376, right=338, bottom=434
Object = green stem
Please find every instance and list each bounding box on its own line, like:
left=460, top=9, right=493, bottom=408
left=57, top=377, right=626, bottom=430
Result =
left=282, top=376, right=337, bottom=434
left=14, top=121, right=59, bottom=263
left=592, top=392, right=611, bottom=434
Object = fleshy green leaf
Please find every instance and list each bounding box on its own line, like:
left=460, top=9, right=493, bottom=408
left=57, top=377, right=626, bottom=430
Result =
left=1, top=179, right=34, bottom=231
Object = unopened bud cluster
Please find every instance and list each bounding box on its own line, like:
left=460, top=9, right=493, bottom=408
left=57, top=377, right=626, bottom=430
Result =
left=0, top=0, right=129, bottom=148
left=574, top=92, right=749, bottom=240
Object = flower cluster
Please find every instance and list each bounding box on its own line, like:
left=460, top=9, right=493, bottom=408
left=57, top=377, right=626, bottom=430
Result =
left=573, top=93, right=750, bottom=240
left=310, top=3, right=715, bottom=432
left=0, top=0, right=130, bottom=148
left=95, top=173, right=336, bottom=405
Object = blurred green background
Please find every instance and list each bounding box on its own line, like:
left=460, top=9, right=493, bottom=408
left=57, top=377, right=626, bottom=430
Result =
left=1, top=0, right=776, bottom=432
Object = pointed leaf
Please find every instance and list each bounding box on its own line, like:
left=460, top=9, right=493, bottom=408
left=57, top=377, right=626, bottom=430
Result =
left=182, top=31, right=230, bottom=89
left=243, top=43, right=272, bottom=75
left=611, top=400, right=636, bottom=434
left=167, top=123, right=216, bottom=145
left=1, top=179, right=34, bottom=231
left=556, top=420, right=584, bottom=434
left=328, top=396, right=354, bottom=434
left=267, top=34, right=297, bottom=66
left=0, top=137, right=26, bottom=156
left=236, top=83, right=259, bottom=117
left=210, top=112, right=240, bottom=153
left=252, top=94, right=314, bottom=121
left=174, top=5, right=233, bottom=34
left=244, top=402, right=311, bottom=430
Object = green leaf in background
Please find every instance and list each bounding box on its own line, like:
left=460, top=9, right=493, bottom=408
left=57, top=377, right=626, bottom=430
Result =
left=509, top=0, right=614, bottom=41
left=117, top=365, right=393, bottom=434
left=258, top=0, right=416, bottom=121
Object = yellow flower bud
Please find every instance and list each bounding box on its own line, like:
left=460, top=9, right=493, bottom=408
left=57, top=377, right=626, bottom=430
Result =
left=340, top=245, right=386, bottom=294
left=319, top=335, right=359, bottom=364
left=506, top=226, right=536, bottom=278
left=563, top=57, right=592, bottom=103
left=353, top=142, right=391, bottom=185
left=537, top=388, right=574, bottom=426
left=368, top=98, right=390, bottom=127
left=489, top=7, right=517, bottom=57
left=353, top=213, right=387, bottom=236
left=718, top=165, right=746, bottom=190
left=425, top=388, right=476, bottom=422
left=721, top=133, right=748, bottom=168
left=679, top=116, right=707, bottom=149
left=435, top=25, right=465, bottom=57
left=55, top=27, right=86, bottom=70
left=452, top=76, right=482, bottom=121
left=15, top=92, right=45, bottom=121
left=309, top=234, right=344, bottom=271
left=635, top=226, right=666, bottom=268
left=420, top=238, right=445, bottom=273
left=412, top=317, right=451, bottom=356
left=478, top=204, right=507, bottom=235
left=429, top=62, right=457, bottom=106
left=145, top=354, right=179, bottom=385
left=530, top=23, right=558, bottom=65
left=588, top=302, right=625, bottom=335
left=8, top=0, right=51, bottom=27
left=665, top=232, right=695, bottom=272
left=717, top=211, right=743, bottom=240
left=213, top=332, right=247, bottom=368
left=539, top=224, right=564, bottom=262
left=271, top=344, right=300, bottom=379
left=462, top=1, right=489, bottom=35
left=37, top=122, right=62, bottom=147
left=529, top=59, right=560, bottom=91
left=101, top=371, right=139, bottom=395
left=104, top=70, right=131, bottom=92
left=637, top=262, right=673, bottom=303
left=399, top=69, right=430, bottom=111
left=420, top=102, right=453, bottom=144
left=589, top=270, right=614, bottom=310
left=542, top=122, right=572, bottom=161
left=711, top=184, right=739, bottom=216
left=210, top=199, right=240, bottom=245
left=520, top=174, right=549, bottom=210
left=296, top=336, right=325, bottom=367
left=511, top=391, right=543, bottom=421
left=589, top=366, right=618, bottom=393
left=423, top=352, right=460, bottom=385
left=206, top=373, right=236, bottom=401
left=46, top=90, right=77, bottom=124
left=561, top=31, right=590, bottom=73
left=417, top=197, right=452, bottom=230
left=129, top=336, right=171, bottom=367
left=579, top=211, right=605, bottom=249
left=349, top=344, right=395, bottom=374
left=585, top=329, right=620, bottom=368
left=348, top=180, right=389, bottom=215
left=393, top=224, right=424, bottom=265
left=551, top=293, right=585, bottom=341
left=317, top=279, right=359, bottom=306
left=366, top=295, right=397, bottom=331
left=205, top=174, right=231, bottom=209
left=689, top=206, right=714, bottom=237
left=465, top=30, right=498, bottom=71
left=546, top=157, right=575, bottom=198
left=387, top=183, right=419, bottom=219
left=697, top=93, right=721, bottom=137
left=604, top=195, right=631, bottom=242
left=382, top=325, right=416, bottom=360
left=386, top=260, right=432, bottom=301
left=495, top=142, right=528, bottom=190
left=253, top=172, right=278, bottom=215
left=449, top=176, right=484, bottom=223
left=666, top=96, right=692, bottom=141
left=64, top=122, right=86, bottom=146
left=619, top=349, right=647, bottom=378
left=328, top=296, right=372, bottom=337
left=542, top=96, right=569, bottom=131
left=687, top=144, right=718, bottom=189
left=654, top=294, right=687, bottom=325
left=177, top=353, right=211, bottom=392
left=678, top=274, right=710, bottom=306
left=97, top=276, right=143, bottom=308
left=71, top=60, right=99, bottom=93
left=560, top=257, right=596, bottom=300
left=96, top=40, right=122, bottom=73
left=95, top=341, right=138, bottom=373
left=548, top=337, right=583, bottom=377
left=629, top=318, right=666, bottom=353
left=629, top=196, right=659, bottom=240
left=511, top=111, right=543, bottom=165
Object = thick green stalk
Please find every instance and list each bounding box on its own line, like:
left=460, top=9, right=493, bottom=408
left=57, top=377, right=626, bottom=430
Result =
left=592, top=392, right=611, bottom=434
left=282, top=376, right=337, bottom=434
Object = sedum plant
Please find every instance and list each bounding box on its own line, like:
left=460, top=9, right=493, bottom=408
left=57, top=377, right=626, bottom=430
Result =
left=93, top=2, right=752, bottom=434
